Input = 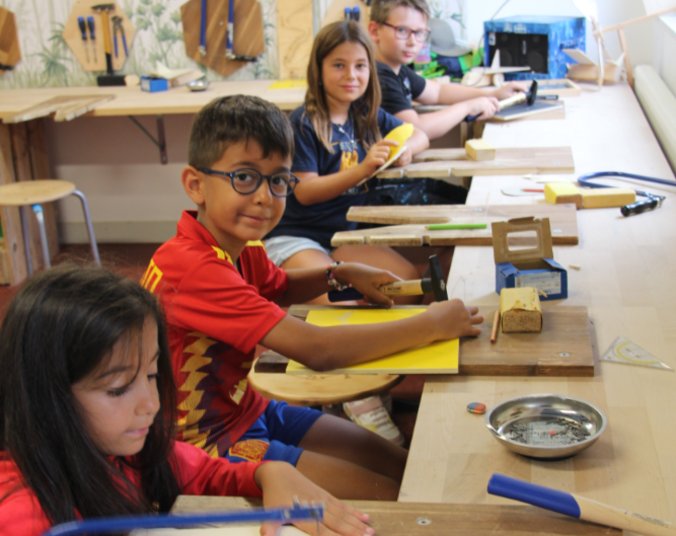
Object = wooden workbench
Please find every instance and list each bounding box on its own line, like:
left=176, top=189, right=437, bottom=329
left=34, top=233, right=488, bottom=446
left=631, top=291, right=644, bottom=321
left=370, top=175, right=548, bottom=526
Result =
left=399, top=82, right=676, bottom=534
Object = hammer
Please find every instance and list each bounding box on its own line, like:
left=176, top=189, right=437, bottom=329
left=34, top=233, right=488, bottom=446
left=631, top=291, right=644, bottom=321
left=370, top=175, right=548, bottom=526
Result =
left=92, top=3, right=115, bottom=74
left=328, top=255, right=448, bottom=302
left=466, top=80, right=546, bottom=122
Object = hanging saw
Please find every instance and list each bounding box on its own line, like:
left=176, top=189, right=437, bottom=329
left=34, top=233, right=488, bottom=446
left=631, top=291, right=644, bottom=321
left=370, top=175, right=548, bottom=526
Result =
left=226, top=0, right=257, bottom=62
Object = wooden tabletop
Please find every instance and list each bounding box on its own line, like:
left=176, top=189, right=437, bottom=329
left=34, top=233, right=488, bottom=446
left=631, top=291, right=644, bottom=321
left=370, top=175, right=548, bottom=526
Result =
left=399, top=82, right=676, bottom=531
left=169, top=495, right=619, bottom=535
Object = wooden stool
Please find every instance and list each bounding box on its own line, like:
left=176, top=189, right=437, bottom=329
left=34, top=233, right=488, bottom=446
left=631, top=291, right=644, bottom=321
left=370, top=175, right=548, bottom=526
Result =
left=249, top=365, right=400, bottom=406
left=0, top=180, right=100, bottom=274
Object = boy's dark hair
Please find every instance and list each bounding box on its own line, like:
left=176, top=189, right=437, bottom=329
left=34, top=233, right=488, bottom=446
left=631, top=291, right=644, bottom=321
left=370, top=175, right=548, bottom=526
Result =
left=369, top=0, right=430, bottom=23
left=188, top=94, right=295, bottom=168
left=0, top=265, right=180, bottom=524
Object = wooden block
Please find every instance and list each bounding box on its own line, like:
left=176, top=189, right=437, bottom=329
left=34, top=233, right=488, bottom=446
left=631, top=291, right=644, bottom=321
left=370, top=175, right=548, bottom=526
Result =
left=277, top=0, right=314, bottom=80
left=581, top=187, right=636, bottom=208
left=500, top=287, right=542, bottom=333
left=465, top=138, right=496, bottom=161
left=544, top=182, right=582, bottom=208
left=0, top=6, right=21, bottom=70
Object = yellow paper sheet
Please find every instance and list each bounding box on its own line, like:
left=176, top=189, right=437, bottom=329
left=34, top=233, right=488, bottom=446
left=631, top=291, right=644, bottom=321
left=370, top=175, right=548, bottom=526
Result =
left=268, top=79, right=307, bottom=90
left=286, top=308, right=459, bottom=375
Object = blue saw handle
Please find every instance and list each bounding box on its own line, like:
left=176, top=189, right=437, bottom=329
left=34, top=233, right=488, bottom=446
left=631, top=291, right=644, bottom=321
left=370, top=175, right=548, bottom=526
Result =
left=487, top=473, right=581, bottom=518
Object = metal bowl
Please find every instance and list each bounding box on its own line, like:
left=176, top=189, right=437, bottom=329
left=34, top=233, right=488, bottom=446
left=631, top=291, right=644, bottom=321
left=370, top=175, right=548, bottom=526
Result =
left=485, top=394, right=607, bottom=459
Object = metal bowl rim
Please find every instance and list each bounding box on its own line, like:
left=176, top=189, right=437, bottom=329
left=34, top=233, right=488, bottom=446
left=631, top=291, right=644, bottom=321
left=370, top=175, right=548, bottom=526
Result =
left=484, top=393, right=608, bottom=451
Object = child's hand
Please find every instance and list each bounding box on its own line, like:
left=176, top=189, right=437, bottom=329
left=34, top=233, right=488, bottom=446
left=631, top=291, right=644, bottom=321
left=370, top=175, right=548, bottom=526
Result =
left=425, top=299, right=483, bottom=340
left=491, top=81, right=530, bottom=100
left=465, top=96, right=500, bottom=120
left=392, top=146, right=413, bottom=168
left=257, top=462, right=375, bottom=536
left=360, top=140, right=399, bottom=175
left=333, top=262, right=400, bottom=306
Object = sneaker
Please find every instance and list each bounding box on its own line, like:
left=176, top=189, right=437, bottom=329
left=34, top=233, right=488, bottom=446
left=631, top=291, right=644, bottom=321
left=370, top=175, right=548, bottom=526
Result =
left=343, top=395, right=405, bottom=446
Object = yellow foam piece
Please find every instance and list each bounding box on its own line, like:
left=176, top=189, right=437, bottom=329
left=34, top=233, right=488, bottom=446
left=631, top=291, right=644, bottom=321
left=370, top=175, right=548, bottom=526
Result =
left=499, top=287, right=542, bottom=333
left=384, top=123, right=414, bottom=159
left=286, top=308, right=459, bottom=374
left=581, top=188, right=636, bottom=208
left=544, top=182, right=582, bottom=208
left=465, top=138, right=496, bottom=161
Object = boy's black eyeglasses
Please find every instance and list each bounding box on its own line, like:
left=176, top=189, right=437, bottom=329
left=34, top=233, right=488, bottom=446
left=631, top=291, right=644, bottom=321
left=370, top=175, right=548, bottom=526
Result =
left=197, top=167, right=299, bottom=198
left=380, top=22, right=430, bottom=43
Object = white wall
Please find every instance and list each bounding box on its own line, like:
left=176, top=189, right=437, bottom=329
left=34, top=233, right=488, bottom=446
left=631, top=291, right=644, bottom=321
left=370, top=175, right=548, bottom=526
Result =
left=52, top=0, right=673, bottom=243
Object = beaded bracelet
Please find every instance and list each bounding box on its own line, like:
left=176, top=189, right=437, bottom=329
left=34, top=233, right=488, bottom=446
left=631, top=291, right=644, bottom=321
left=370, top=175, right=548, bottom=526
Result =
left=325, top=261, right=349, bottom=291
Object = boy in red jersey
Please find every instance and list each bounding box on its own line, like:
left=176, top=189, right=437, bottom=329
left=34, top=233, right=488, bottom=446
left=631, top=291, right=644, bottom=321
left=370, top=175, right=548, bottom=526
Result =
left=142, top=95, right=482, bottom=500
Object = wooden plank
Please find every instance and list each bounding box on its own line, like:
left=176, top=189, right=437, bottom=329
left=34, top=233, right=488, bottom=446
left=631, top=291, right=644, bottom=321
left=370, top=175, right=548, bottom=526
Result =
left=0, top=123, right=26, bottom=284
left=334, top=204, right=579, bottom=247
left=53, top=94, right=115, bottom=121
left=461, top=305, right=595, bottom=377
left=276, top=0, right=314, bottom=80
left=3, top=95, right=114, bottom=123
left=493, top=100, right=565, bottom=121
left=376, top=146, right=575, bottom=178
left=172, top=496, right=620, bottom=535
left=0, top=6, right=21, bottom=70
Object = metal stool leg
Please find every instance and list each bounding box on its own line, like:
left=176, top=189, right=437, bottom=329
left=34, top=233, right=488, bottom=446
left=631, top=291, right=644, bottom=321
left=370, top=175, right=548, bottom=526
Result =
left=71, top=189, right=101, bottom=265
left=31, top=204, right=51, bottom=269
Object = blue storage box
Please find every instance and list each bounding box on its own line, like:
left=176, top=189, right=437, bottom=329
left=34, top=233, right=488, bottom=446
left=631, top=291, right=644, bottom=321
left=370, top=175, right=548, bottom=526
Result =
left=484, top=15, right=585, bottom=80
left=140, top=76, right=169, bottom=92
left=491, top=217, right=568, bottom=301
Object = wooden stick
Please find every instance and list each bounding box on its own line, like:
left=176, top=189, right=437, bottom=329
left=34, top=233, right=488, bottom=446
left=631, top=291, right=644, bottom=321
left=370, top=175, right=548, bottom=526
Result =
left=598, top=6, right=676, bottom=34
left=490, top=310, right=500, bottom=344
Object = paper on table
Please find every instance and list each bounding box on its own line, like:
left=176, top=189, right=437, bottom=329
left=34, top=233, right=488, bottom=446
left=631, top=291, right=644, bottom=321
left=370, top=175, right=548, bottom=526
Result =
left=133, top=525, right=305, bottom=535
left=368, top=144, right=407, bottom=179
left=286, top=308, right=459, bottom=374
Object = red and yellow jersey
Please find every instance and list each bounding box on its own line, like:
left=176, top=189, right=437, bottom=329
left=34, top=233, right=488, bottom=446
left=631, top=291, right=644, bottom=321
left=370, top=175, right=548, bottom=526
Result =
left=142, top=211, right=288, bottom=456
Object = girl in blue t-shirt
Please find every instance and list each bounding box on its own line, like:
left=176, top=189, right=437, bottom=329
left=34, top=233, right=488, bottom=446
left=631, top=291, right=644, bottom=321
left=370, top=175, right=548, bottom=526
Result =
left=265, top=20, right=429, bottom=303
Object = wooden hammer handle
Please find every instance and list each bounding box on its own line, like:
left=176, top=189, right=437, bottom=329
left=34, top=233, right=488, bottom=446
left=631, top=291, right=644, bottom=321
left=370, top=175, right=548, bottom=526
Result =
left=379, top=280, right=424, bottom=296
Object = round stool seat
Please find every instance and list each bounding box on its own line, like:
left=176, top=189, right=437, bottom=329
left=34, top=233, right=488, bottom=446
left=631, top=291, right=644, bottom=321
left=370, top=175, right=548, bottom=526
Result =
left=0, top=180, right=76, bottom=206
left=249, top=367, right=400, bottom=406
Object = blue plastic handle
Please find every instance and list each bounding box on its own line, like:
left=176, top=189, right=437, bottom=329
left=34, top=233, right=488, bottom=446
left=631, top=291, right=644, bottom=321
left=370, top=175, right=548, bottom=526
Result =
left=44, top=504, right=324, bottom=536
left=487, top=473, right=581, bottom=518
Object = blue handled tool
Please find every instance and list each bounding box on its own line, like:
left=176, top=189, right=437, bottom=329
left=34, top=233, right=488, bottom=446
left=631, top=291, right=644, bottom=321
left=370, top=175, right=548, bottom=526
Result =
left=86, top=15, right=97, bottom=63
left=344, top=6, right=360, bottom=21
left=44, top=503, right=324, bottom=536
left=226, top=0, right=257, bottom=62
left=198, top=0, right=207, bottom=56
left=77, top=16, right=90, bottom=63
left=112, top=15, right=128, bottom=58
left=488, top=473, right=676, bottom=536
left=329, top=254, right=448, bottom=302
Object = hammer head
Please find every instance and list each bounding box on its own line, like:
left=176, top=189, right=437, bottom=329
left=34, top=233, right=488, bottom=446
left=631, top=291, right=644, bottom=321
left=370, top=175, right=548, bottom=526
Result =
left=427, top=254, right=448, bottom=302
left=92, top=3, right=115, bottom=11
left=526, top=80, right=538, bottom=106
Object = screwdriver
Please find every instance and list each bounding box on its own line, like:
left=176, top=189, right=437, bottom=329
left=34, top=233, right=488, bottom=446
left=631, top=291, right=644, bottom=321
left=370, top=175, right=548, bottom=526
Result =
left=87, top=16, right=97, bottom=63
left=620, top=193, right=665, bottom=217
left=77, top=16, right=90, bottom=63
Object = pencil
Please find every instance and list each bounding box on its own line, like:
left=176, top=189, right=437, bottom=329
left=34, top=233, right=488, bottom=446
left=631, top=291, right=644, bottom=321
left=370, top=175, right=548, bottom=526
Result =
left=490, top=310, right=500, bottom=344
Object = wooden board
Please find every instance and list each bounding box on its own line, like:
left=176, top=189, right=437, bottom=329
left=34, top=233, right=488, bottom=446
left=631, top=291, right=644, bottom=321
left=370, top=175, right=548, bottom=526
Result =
left=537, top=78, right=582, bottom=96
left=181, top=0, right=264, bottom=77
left=493, top=100, right=565, bottom=121
left=2, top=95, right=115, bottom=124
left=172, top=496, right=620, bottom=535
left=277, top=0, right=314, bottom=80
left=62, top=0, right=135, bottom=73
left=460, top=305, right=595, bottom=377
left=376, top=146, right=575, bottom=178
left=333, top=203, right=579, bottom=247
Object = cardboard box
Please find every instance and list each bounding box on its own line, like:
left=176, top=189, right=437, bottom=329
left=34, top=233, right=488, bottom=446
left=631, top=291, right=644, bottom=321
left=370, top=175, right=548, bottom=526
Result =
left=491, top=217, right=567, bottom=300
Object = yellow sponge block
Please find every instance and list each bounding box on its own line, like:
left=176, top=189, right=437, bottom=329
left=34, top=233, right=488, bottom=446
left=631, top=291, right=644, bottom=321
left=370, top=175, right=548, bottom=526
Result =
left=499, top=287, right=542, bottom=333
left=544, top=182, right=583, bottom=208
left=581, top=188, right=636, bottom=208
left=384, top=123, right=414, bottom=159
left=465, top=138, right=496, bottom=161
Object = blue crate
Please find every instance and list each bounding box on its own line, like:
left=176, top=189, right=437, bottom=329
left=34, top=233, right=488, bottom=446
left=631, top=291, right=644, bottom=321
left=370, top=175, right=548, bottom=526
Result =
left=484, top=15, right=585, bottom=80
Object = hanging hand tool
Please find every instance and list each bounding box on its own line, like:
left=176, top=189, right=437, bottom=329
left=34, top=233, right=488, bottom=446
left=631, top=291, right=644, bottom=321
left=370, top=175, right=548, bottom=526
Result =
left=92, top=4, right=115, bottom=74
left=329, top=254, right=448, bottom=302
left=344, top=6, right=360, bottom=21
left=198, top=0, right=207, bottom=56
left=225, top=0, right=257, bottom=62
left=77, top=16, right=90, bottom=63
left=86, top=15, right=97, bottom=63
left=112, top=15, right=128, bottom=59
